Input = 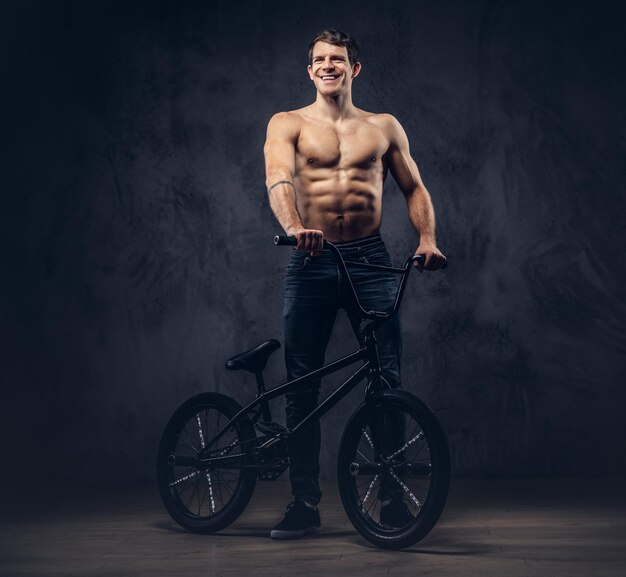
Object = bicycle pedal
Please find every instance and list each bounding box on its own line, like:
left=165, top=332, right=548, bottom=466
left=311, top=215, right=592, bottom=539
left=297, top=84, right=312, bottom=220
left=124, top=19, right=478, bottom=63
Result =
left=258, top=458, right=289, bottom=481
left=256, top=421, right=290, bottom=437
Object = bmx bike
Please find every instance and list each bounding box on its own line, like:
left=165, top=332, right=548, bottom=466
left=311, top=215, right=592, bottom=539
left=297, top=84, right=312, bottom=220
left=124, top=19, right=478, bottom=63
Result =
left=157, top=235, right=450, bottom=549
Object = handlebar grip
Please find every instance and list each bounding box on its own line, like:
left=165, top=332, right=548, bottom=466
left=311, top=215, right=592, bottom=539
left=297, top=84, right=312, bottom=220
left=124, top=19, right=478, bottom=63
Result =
left=274, top=235, right=297, bottom=246
left=412, top=254, right=448, bottom=269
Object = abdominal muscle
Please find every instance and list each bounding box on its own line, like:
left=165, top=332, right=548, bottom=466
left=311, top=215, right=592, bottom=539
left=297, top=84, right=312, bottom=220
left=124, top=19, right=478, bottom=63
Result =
left=294, top=170, right=385, bottom=243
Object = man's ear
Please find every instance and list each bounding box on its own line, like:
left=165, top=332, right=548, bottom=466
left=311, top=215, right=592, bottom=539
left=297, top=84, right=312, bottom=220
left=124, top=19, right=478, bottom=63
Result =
left=307, top=64, right=314, bottom=81
left=351, top=62, right=362, bottom=79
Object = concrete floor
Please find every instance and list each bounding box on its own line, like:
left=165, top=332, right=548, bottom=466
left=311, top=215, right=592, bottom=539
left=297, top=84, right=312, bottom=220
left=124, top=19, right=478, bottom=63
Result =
left=1, top=478, right=625, bottom=577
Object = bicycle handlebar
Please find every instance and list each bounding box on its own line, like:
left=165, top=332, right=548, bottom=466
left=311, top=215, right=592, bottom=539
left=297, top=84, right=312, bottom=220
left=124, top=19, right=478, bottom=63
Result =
left=274, top=235, right=426, bottom=263
left=274, top=235, right=298, bottom=247
left=274, top=235, right=441, bottom=324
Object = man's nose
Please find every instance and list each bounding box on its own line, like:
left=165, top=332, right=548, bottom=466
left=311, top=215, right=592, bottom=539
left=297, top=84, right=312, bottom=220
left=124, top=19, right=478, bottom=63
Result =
left=322, top=59, right=335, bottom=70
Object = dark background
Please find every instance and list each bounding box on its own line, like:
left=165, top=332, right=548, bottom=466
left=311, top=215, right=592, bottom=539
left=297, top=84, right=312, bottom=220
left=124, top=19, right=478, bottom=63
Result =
left=2, top=0, right=625, bottom=484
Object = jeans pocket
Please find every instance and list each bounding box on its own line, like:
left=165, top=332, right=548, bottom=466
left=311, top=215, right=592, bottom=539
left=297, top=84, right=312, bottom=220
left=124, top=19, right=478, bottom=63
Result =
left=287, top=252, right=311, bottom=271
left=361, top=251, right=392, bottom=267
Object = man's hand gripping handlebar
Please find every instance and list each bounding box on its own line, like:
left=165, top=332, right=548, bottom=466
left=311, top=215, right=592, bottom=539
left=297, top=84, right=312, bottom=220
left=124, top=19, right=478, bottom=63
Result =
left=274, top=235, right=446, bottom=323
left=273, top=235, right=445, bottom=270
left=281, top=229, right=324, bottom=256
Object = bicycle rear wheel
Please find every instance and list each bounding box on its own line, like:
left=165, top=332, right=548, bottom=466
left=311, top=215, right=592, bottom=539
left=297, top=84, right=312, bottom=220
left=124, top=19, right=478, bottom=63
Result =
left=157, top=392, right=257, bottom=533
left=337, top=389, right=450, bottom=549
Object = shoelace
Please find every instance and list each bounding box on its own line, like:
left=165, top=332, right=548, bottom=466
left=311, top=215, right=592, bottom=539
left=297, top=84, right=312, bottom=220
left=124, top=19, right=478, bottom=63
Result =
left=286, top=500, right=317, bottom=512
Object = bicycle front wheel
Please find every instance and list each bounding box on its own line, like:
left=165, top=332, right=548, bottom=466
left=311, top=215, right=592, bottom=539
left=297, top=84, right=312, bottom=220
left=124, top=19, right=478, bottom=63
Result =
left=157, top=392, right=257, bottom=533
left=337, top=389, right=450, bottom=549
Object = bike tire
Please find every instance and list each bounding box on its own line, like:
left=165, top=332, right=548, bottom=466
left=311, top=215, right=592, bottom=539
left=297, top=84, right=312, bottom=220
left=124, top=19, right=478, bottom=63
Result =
left=157, top=392, right=257, bottom=533
left=337, top=389, right=450, bottom=549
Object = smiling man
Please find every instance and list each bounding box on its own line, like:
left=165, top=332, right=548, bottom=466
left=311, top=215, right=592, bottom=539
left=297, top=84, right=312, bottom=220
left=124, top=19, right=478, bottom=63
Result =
left=264, top=29, right=446, bottom=539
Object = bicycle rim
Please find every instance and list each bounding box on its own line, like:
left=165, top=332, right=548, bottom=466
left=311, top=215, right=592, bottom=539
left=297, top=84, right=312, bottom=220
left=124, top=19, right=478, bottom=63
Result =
left=338, top=390, right=450, bottom=548
left=157, top=394, right=257, bottom=531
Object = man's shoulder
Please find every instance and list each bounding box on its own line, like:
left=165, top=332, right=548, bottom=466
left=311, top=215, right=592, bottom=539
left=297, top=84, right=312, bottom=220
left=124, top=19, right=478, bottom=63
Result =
left=265, top=110, right=306, bottom=142
left=365, top=112, right=402, bottom=130
left=365, top=112, right=408, bottom=146
left=268, top=108, right=307, bottom=127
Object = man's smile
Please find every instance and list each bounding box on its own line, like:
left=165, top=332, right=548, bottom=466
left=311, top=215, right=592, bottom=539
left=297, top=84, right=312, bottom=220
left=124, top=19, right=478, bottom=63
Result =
left=319, top=74, right=340, bottom=83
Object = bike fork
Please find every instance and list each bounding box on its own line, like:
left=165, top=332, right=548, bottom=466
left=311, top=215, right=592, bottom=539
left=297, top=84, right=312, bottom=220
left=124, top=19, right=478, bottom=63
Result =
left=363, top=330, right=389, bottom=462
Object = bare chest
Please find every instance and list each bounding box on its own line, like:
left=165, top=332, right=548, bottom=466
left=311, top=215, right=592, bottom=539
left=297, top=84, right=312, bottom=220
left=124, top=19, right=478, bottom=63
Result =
left=295, top=119, right=389, bottom=169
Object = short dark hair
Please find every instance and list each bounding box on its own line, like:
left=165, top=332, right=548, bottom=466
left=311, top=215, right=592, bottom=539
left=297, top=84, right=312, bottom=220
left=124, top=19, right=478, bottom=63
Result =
left=308, top=29, right=360, bottom=67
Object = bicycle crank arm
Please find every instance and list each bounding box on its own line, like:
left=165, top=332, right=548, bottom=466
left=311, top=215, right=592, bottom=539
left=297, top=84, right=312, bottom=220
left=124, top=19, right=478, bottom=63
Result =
left=168, top=452, right=259, bottom=470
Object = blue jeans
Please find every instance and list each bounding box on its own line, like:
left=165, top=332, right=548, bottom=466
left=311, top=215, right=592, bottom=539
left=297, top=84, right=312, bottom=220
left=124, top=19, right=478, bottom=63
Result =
left=283, top=234, right=402, bottom=505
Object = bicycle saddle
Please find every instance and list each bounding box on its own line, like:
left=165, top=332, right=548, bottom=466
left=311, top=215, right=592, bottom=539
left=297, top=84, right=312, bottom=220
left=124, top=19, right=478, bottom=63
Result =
left=225, top=339, right=281, bottom=373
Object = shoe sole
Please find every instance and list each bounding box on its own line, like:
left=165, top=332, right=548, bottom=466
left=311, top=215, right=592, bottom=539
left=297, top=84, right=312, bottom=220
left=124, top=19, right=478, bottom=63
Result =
left=270, top=526, right=321, bottom=540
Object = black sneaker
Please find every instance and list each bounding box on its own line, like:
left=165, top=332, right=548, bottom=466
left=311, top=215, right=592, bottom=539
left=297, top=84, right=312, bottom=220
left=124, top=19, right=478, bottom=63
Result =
left=380, top=497, right=414, bottom=528
left=270, top=500, right=321, bottom=539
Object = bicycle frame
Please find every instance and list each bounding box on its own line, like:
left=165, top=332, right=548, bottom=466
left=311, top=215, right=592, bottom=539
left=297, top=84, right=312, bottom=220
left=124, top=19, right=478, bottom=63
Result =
left=193, top=239, right=427, bottom=468
left=197, top=351, right=371, bottom=468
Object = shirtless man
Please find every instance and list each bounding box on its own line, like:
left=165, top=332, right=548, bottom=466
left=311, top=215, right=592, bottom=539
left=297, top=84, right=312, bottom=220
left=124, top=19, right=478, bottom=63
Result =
left=264, top=29, right=446, bottom=540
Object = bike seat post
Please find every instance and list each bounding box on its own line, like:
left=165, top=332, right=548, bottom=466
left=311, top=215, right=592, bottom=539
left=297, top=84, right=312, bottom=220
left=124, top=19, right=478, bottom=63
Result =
left=255, top=371, right=272, bottom=422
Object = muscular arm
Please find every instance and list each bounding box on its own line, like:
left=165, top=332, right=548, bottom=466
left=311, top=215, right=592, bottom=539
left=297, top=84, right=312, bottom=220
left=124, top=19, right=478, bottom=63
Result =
left=264, top=112, right=323, bottom=253
left=384, top=114, right=446, bottom=271
left=264, top=113, right=302, bottom=234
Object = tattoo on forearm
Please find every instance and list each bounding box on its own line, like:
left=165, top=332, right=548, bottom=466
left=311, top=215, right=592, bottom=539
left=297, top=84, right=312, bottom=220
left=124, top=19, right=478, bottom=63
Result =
left=268, top=180, right=295, bottom=193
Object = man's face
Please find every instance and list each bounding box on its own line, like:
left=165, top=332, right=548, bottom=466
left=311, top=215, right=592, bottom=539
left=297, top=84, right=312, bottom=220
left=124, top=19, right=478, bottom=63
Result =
left=307, top=41, right=361, bottom=96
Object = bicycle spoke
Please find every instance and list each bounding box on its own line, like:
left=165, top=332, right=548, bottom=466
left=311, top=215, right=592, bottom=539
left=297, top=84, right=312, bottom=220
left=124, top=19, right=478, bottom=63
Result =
left=212, top=471, right=236, bottom=499
left=170, top=469, right=201, bottom=487
left=175, top=481, right=192, bottom=504
left=182, top=427, right=200, bottom=453
left=364, top=489, right=378, bottom=517
left=217, top=436, right=239, bottom=456
left=363, top=429, right=374, bottom=449
left=175, top=440, right=199, bottom=454
left=215, top=477, right=237, bottom=503
left=389, top=469, right=422, bottom=508
left=196, top=415, right=206, bottom=449
left=205, top=471, right=216, bottom=513
left=356, top=449, right=372, bottom=462
left=196, top=478, right=210, bottom=516
left=213, top=471, right=227, bottom=508
left=387, top=431, right=425, bottom=461
left=213, top=410, right=222, bottom=441
left=185, top=471, right=201, bottom=510
left=361, top=474, right=379, bottom=506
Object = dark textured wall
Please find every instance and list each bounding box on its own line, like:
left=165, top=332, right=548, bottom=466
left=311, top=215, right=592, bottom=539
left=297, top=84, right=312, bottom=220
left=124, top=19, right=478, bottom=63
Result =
left=2, top=0, right=625, bottom=483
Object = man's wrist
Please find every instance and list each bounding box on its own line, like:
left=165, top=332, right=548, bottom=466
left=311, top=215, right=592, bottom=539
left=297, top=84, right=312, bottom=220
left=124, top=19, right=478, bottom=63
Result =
left=418, top=235, right=437, bottom=247
left=286, top=226, right=305, bottom=236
